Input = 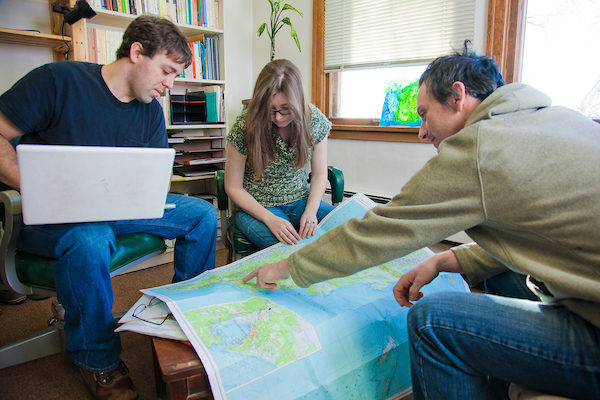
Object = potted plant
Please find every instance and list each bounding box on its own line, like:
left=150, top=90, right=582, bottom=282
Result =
left=257, top=0, right=303, bottom=61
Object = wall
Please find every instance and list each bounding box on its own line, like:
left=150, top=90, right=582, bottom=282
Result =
left=251, top=1, right=312, bottom=99
left=0, top=0, right=55, bottom=94
left=222, top=0, right=254, bottom=125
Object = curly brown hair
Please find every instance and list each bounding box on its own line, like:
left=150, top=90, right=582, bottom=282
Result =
left=116, top=15, right=192, bottom=68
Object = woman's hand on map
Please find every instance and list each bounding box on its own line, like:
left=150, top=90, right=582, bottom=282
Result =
left=393, top=250, right=463, bottom=307
left=298, top=209, right=318, bottom=239
left=265, top=214, right=301, bottom=245
left=243, top=259, right=291, bottom=292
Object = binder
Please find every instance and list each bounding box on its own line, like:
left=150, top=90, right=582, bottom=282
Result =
left=204, top=92, right=218, bottom=123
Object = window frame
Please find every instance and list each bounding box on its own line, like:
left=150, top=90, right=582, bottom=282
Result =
left=312, top=0, right=526, bottom=142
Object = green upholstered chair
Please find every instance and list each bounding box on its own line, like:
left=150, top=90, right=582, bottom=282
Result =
left=0, top=189, right=167, bottom=369
left=215, top=166, right=345, bottom=263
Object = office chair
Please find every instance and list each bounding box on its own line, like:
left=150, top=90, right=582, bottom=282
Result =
left=0, top=189, right=167, bottom=369
left=215, top=166, right=345, bottom=263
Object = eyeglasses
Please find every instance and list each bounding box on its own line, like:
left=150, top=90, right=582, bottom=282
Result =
left=271, top=108, right=292, bottom=116
left=131, top=296, right=173, bottom=326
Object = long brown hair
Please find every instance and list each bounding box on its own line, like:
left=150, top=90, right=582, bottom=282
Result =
left=244, top=59, right=312, bottom=179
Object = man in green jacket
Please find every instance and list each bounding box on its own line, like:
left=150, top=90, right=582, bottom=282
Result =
left=243, top=47, right=600, bottom=399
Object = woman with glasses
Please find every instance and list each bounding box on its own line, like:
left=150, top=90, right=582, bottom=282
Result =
left=224, top=59, right=334, bottom=249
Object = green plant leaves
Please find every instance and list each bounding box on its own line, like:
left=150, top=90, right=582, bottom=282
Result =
left=282, top=4, right=303, bottom=17
left=258, top=1, right=304, bottom=59
left=258, top=22, right=267, bottom=36
left=281, top=17, right=301, bottom=52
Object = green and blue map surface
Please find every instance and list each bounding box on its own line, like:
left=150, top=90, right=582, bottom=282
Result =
left=144, top=194, right=469, bottom=400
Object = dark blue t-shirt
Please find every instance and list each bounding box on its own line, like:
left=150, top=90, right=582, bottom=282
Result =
left=0, top=61, right=167, bottom=148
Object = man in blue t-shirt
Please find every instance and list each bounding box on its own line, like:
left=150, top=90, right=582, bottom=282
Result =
left=0, top=15, right=217, bottom=400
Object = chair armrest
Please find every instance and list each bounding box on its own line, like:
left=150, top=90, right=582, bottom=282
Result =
left=214, top=170, right=228, bottom=211
left=0, top=190, right=32, bottom=295
left=214, top=170, right=233, bottom=256
left=0, top=190, right=22, bottom=216
left=327, top=166, right=345, bottom=204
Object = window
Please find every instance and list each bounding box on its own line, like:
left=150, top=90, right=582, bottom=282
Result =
left=521, top=0, right=600, bottom=117
left=320, top=0, right=477, bottom=121
left=332, top=65, right=427, bottom=119
left=315, top=0, right=594, bottom=141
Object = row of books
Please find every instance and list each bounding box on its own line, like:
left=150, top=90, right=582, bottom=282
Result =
left=182, top=34, right=220, bottom=81
left=86, top=27, right=221, bottom=82
left=87, top=28, right=121, bottom=65
left=90, top=0, right=220, bottom=29
left=160, top=85, right=225, bottom=125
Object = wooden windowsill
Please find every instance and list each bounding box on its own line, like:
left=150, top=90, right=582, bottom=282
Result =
left=330, top=124, right=424, bottom=143
left=332, top=119, right=600, bottom=142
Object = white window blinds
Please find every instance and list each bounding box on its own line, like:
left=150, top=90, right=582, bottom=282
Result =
left=324, top=0, right=477, bottom=72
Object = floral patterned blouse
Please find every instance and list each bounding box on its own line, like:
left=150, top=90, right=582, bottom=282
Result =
left=226, top=104, right=331, bottom=208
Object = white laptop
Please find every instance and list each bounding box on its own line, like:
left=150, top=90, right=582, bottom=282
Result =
left=17, top=145, right=175, bottom=225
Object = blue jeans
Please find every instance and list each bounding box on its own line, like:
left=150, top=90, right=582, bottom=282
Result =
left=235, top=197, right=335, bottom=248
left=16, top=193, right=217, bottom=373
left=407, top=271, right=600, bottom=400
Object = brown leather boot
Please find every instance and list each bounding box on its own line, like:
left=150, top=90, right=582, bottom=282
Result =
left=79, top=361, right=139, bottom=400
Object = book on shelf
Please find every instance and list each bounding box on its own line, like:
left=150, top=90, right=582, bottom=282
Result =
left=173, top=164, right=220, bottom=177
left=160, top=95, right=170, bottom=125
left=204, top=92, right=218, bottom=122
left=181, top=35, right=220, bottom=80
left=172, top=140, right=222, bottom=152
left=87, top=28, right=122, bottom=65
left=175, top=152, right=225, bottom=166
left=168, top=129, right=210, bottom=138
left=90, top=0, right=220, bottom=29
left=169, top=133, right=212, bottom=139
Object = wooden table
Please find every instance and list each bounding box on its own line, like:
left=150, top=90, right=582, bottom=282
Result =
left=152, top=337, right=214, bottom=400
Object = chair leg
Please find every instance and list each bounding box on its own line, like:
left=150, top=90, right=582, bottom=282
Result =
left=0, top=301, right=126, bottom=370
left=0, top=325, right=63, bottom=369
left=0, top=298, right=68, bottom=369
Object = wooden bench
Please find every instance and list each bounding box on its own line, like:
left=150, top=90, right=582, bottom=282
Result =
left=152, top=337, right=214, bottom=400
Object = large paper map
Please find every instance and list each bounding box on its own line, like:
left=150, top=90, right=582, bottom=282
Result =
left=143, top=194, right=469, bottom=400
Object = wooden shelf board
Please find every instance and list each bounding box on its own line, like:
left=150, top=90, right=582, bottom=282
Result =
left=0, top=28, right=70, bottom=53
left=174, top=78, right=225, bottom=85
left=167, top=124, right=226, bottom=130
